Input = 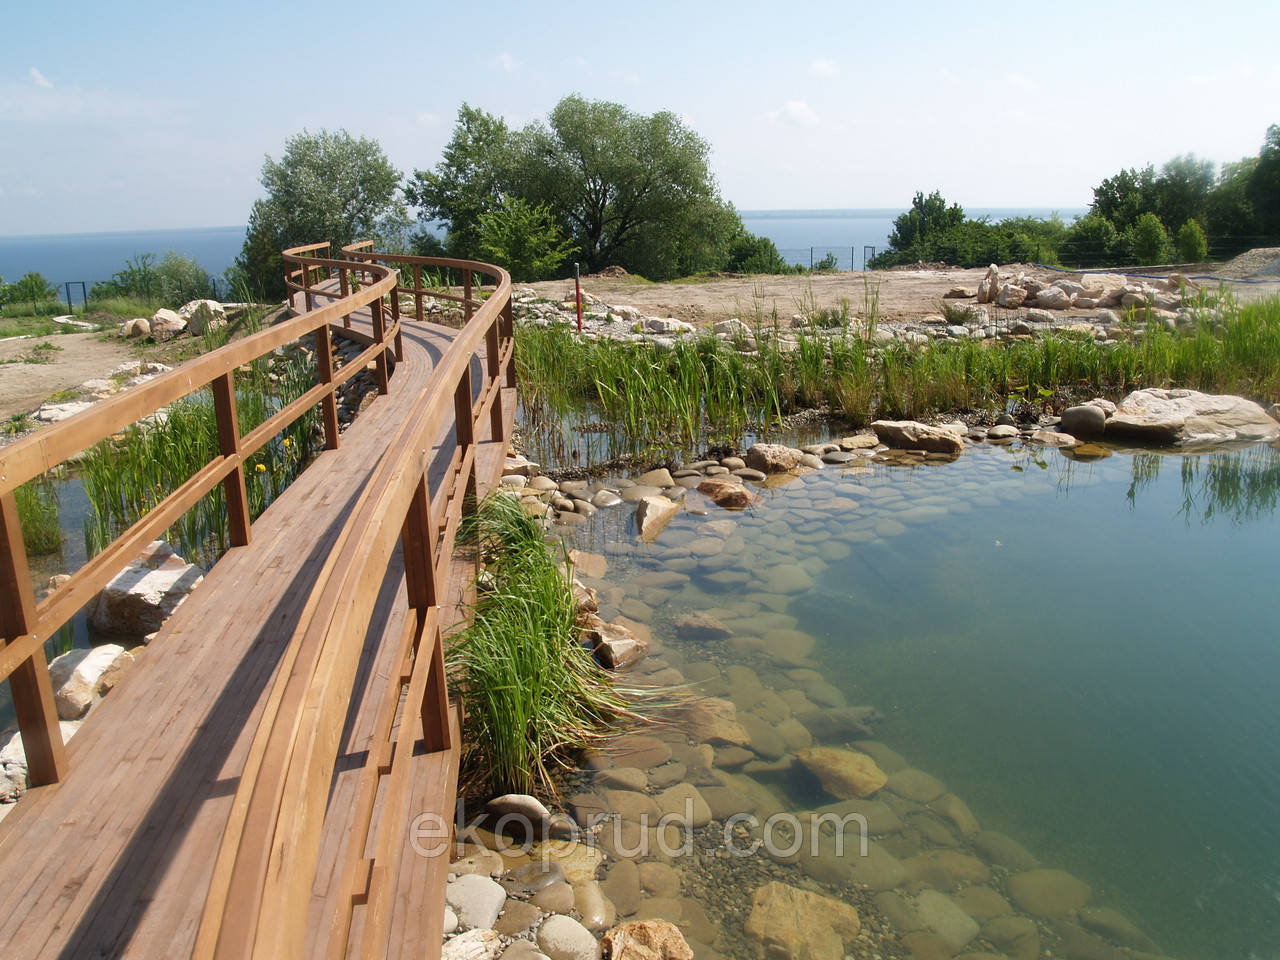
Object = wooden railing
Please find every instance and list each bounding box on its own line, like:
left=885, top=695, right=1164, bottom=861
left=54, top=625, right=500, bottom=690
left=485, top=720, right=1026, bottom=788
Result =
left=0, top=247, right=400, bottom=788
left=194, top=245, right=515, bottom=958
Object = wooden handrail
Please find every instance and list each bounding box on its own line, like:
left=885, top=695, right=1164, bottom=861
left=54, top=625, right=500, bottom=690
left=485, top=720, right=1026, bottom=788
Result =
left=0, top=246, right=398, bottom=787
left=194, top=246, right=514, bottom=958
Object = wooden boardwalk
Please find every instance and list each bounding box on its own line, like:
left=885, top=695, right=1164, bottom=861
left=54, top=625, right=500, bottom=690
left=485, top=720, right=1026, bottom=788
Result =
left=0, top=246, right=516, bottom=958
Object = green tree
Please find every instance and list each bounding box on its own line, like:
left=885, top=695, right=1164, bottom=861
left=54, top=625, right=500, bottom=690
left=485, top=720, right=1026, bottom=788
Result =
left=510, top=96, right=738, bottom=278
left=1061, top=213, right=1121, bottom=266
left=1247, top=124, right=1280, bottom=237
left=1176, top=219, right=1209, bottom=263
left=885, top=190, right=966, bottom=258
left=725, top=229, right=792, bottom=274
left=1092, top=165, right=1158, bottom=232
left=1126, top=212, right=1171, bottom=264
left=1205, top=157, right=1259, bottom=243
left=477, top=198, right=577, bottom=282
left=235, top=129, right=408, bottom=298
left=406, top=104, right=511, bottom=260
left=5, top=272, right=58, bottom=306
left=1153, top=155, right=1215, bottom=234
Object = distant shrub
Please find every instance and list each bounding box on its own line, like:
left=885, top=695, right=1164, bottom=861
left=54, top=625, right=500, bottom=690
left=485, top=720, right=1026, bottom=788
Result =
left=1176, top=219, right=1209, bottom=263
left=1126, top=212, right=1172, bottom=265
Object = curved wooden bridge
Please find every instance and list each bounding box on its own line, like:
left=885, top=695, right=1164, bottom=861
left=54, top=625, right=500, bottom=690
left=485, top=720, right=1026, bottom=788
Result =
left=0, top=244, right=516, bottom=958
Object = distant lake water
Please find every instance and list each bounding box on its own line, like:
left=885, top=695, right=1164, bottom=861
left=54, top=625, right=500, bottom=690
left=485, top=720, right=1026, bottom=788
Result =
left=0, top=208, right=1089, bottom=301
left=0, top=226, right=245, bottom=303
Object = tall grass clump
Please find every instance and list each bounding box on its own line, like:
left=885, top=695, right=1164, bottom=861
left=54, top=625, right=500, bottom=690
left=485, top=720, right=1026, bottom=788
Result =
left=80, top=344, right=319, bottom=567
left=16, top=477, right=63, bottom=556
left=450, top=493, right=630, bottom=795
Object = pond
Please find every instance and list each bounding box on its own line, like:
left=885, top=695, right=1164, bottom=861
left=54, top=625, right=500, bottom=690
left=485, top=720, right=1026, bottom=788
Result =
left=553, top=439, right=1280, bottom=960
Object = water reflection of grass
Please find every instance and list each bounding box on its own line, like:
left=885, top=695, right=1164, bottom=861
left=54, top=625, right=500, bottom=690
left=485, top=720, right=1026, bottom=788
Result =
left=1127, top=447, right=1280, bottom=524
left=517, top=291, right=1280, bottom=459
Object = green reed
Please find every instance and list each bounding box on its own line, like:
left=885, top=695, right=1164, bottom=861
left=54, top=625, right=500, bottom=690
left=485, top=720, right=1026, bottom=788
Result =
left=516, top=291, right=1280, bottom=457
left=16, top=476, right=63, bottom=556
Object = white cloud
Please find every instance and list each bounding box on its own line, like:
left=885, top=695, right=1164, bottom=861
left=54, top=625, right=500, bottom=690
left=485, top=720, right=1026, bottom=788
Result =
left=765, top=100, right=819, bottom=128
left=29, top=67, right=52, bottom=88
left=415, top=111, right=441, bottom=127
left=809, top=58, right=839, bottom=79
left=493, top=52, right=518, bottom=73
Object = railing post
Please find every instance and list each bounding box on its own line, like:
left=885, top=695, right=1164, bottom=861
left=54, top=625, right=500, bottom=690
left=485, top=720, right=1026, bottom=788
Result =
left=302, top=260, right=314, bottom=312
left=371, top=298, right=390, bottom=395
left=486, top=319, right=503, bottom=442
left=390, top=269, right=404, bottom=362
left=413, top=264, right=423, bottom=322
left=339, top=268, right=350, bottom=329
left=454, top=363, right=474, bottom=451
left=463, top=269, right=473, bottom=324
left=0, top=492, right=66, bottom=786
left=212, top=372, right=251, bottom=548
left=314, top=326, right=341, bottom=451
left=502, top=296, right=516, bottom=389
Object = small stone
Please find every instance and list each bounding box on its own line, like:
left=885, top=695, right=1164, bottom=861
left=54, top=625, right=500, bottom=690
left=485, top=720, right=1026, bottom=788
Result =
left=531, top=881, right=576, bottom=914
left=442, top=928, right=503, bottom=960
left=913, top=890, right=978, bottom=951
left=601, top=919, right=694, bottom=960
left=797, top=747, right=887, bottom=798
left=446, top=874, right=507, bottom=930
left=574, top=880, right=617, bottom=932
left=1008, top=868, right=1092, bottom=917
left=537, top=914, right=602, bottom=960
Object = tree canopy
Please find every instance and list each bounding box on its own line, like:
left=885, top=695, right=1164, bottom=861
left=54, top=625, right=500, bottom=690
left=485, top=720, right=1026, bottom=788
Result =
left=234, top=129, right=407, bottom=297
left=408, top=97, right=754, bottom=281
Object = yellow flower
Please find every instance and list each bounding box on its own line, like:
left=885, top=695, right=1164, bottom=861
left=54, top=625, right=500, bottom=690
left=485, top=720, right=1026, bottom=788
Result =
left=255, top=463, right=267, bottom=473
left=283, top=437, right=292, bottom=448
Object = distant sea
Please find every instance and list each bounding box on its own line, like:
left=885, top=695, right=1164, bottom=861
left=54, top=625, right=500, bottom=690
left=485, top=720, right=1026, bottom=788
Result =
left=0, top=226, right=245, bottom=304
left=0, top=208, right=1087, bottom=302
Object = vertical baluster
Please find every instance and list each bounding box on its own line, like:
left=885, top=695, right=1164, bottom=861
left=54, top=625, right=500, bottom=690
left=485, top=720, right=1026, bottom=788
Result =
left=390, top=268, right=403, bottom=362
left=0, top=493, right=66, bottom=785
left=212, top=372, right=251, bottom=547
left=339, top=267, right=350, bottom=329
left=413, top=264, right=423, bottom=322
left=371, top=297, right=389, bottom=395
left=485, top=320, right=503, bottom=441
left=501, top=296, right=516, bottom=389
left=463, top=269, right=473, bottom=323
left=314, top=325, right=341, bottom=451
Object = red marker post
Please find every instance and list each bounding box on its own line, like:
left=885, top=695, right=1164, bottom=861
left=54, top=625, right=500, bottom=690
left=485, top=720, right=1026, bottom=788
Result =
left=574, top=262, right=583, bottom=333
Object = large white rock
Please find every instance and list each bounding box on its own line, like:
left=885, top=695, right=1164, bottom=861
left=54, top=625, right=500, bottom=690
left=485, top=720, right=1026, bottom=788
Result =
left=178, top=299, right=227, bottom=336
left=148, top=308, right=187, bottom=342
left=744, top=443, right=802, bottom=473
left=48, top=644, right=134, bottom=720
left=1106, top=389, right=1280, bottom=446
left=88, top=541, right=204, bottom=637
left=442, top=928, right=504, bottom=960
left=1034, top=286, right=1072, bottom=310
left=34, top=400, right=95, bottom=423
left=996, top=283, right=1027, bottom=308
left=642, top=317, right=693, bottom=335
left=871, top=421, right=965, bottom=455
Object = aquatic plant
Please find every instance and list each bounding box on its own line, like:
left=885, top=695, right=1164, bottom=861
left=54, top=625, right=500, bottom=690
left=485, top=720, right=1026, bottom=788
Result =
left=16, top=476, right=63, bottom=557
left=449, top=493, right=631, bottom=795
left=515, top=291, right=1280, bottom=458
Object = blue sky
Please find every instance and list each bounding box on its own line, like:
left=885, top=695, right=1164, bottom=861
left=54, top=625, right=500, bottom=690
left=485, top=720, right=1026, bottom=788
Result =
left=2, top=0, right=1277, bottom=235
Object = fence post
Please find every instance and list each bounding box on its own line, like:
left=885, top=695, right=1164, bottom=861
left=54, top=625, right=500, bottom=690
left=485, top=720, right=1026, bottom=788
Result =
left=371, top=298, right=390, bottom=395
left=464, top=269, right=473, bottom=324
left=314, top=325, right=341, bottom=451
left=502, top=297, right=516, bottom=389
left=0, top=493, right=66, bottom=786
left=413, top=264, right=423, bottom=322
left=810, top=247, right=814, bottom=270
left=486, top=319, right=503, bottom=441
left=211, top=372, right=251, bottom=548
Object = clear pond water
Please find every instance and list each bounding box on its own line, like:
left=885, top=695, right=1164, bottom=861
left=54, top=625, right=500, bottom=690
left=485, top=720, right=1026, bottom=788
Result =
left=557, top=440, right=1280, bottom=959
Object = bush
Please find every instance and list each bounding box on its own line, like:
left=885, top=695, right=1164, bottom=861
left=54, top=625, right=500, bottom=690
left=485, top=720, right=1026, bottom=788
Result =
left=477, top=198, right=577, bottom=282
left=1060, top=213, right=1121, bottom=267
left=450, top=494, right=630, bottom=794
left=89, top=252, right=213, bottom=308
left=725, top=230, right=793, bottom=274
left=1, top=272, right=60, bottom=312
left=1176, top=219, right=1209, bottom=262
left=1126, top=212, right=1172, bottom=265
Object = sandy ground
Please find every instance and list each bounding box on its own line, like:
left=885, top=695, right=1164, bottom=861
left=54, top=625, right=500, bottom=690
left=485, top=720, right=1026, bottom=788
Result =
left=530, top=265, right=1280, bottom=327
left=0, top=332, right=134, bottom=420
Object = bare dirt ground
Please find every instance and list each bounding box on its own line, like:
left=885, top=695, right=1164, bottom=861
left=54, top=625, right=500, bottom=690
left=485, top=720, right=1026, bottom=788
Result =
left=529, top=262, right=1280, bottom=327
left=0, top=332, right=135, bottom=420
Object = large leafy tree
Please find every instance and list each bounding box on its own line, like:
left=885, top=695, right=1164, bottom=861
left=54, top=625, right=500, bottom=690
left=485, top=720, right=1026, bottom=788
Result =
left=234, top=129, right=407, bottom=298
left=411, top=96, right=747, bottom=280
left=405, top=104, right=511, bottom=260
left=884, top=191, right=966, bottom=259
left=1248, top=124, right=1280, bottom=237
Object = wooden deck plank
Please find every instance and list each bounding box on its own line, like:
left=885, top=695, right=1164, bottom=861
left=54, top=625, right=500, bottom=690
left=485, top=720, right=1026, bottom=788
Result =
left=0, top=292, right=490, bottom=959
